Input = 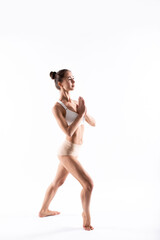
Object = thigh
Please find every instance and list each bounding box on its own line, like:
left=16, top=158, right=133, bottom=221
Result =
left=53, top=162, right=69, bottom=185
left=58, top=155, right=93, bottom=188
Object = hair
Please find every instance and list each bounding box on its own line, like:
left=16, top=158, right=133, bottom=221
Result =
left=50, top=69, right=70, bottom=90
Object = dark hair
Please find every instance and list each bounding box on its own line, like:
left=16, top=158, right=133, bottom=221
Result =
left=50, top=69, right=70, bottom=90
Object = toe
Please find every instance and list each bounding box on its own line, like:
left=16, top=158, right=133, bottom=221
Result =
left=83, top=226, right=91, bottom=231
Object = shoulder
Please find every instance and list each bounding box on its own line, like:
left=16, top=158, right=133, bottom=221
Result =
left=52, top=102, right=59, bottom=111
left=52, top=102, right=65, bottom=116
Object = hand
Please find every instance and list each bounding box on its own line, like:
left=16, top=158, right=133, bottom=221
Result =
left=77, top=96, right=86, bottom=116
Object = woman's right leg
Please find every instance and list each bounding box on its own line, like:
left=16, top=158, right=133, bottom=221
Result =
left=39, top=162, right=69, bottom=217
left=58, top=155, right=94, bottom=231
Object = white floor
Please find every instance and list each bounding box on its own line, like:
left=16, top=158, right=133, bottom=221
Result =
left=0, top=211, right=159, bottom=240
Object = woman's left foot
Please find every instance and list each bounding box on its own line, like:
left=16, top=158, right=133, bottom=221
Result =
left=39, top=209, right=60, bottom=217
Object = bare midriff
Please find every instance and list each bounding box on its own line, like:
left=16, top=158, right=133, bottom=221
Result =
left=66, top=124, right=84, bottom=145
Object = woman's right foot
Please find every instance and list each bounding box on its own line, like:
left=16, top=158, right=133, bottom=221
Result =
left=82, top=212, right=94, bottom=231
left=39, top=209, right=60, bottom=217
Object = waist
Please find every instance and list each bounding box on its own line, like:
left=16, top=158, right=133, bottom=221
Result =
left=66, top=138, right=83, bottom=145
left=66, top=124, right=84, bottom=145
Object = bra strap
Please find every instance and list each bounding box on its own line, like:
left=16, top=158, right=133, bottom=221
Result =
left=58, top=100, right=68, bottom=110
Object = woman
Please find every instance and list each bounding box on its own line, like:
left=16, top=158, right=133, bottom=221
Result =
left=39, top=69, right=96, bottom=231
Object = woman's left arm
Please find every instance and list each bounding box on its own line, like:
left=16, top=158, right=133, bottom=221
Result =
left=75, top=98, right=96, bottom=127
left=85, top=113, right=96, bottom=126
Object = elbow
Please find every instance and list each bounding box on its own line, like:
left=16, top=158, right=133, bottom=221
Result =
left=67, top=132, right=72, bottom=137
left=93, top=119, right=96, bottom=127
left=90, top=120, right=96, bottom=127
left=87, top=120, right=96, bottom=127
left=67, top=128, right=73, bottom=137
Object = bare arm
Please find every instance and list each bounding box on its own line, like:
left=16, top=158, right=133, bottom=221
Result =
left=85, top=113, right=96, bottom=127
left=52, top=106, right=84, bottom=137
left=52, top=97, right=86, bottom=137
left=74, top=98, right=96, bottom=127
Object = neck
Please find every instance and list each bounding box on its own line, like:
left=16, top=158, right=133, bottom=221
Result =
left=59, top=89, right=71, bottom=102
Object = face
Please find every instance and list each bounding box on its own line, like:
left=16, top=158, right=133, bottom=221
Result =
left=59, top=71, right=75, bottom=91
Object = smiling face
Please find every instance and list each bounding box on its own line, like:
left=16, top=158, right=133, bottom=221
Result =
left=58, top=71, right=75, bottom=91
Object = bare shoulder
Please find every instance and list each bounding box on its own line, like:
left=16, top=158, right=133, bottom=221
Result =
left=52, top=102, right=65, bottom=116
left=52, top=102, right=59, bottom=113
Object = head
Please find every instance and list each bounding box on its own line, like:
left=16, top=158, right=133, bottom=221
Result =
left=50, top=69, right=75, bottom=91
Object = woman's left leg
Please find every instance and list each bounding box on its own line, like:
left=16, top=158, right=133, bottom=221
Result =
left=58, top=155, right=94, bottom=230
left=39, top=162, right=69, bottom=217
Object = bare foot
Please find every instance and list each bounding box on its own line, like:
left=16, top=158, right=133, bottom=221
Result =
left=39, top=209, right=60, bottom=217
left=82, top=212, right=94, bottom=231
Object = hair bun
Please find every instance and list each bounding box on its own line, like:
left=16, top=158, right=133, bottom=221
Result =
left=50, top=71, right=57, bottom=80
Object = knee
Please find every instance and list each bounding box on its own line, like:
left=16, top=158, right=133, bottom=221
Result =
left=84, top=179, right=94, bottom=192
left=57, top=178, right=66, bottom=187
left=52, top=178, right=65, bottom=189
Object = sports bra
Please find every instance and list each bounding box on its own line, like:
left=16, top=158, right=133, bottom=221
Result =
left=58, top=100, right=85, bottom=126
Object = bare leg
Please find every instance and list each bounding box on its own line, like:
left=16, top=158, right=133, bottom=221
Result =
left=58, top=155, right=94, bottom=231
left=81, top=189, right=94, bottom=231
left=39, top=162, right=69, bottom=217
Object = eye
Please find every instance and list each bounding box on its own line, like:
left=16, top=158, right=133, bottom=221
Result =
left=68, top=76, right=74, bottom=81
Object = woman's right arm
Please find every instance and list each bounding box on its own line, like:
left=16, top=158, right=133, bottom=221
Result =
left=52, top=97, right=85, bottom=137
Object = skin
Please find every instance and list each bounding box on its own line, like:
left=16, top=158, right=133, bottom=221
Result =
left=39, top=71, right=96, bottom=231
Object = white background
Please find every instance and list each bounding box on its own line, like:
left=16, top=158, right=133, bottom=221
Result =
left=0, top=0, right=160, bottom=239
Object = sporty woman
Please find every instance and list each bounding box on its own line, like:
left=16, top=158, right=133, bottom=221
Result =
left=39, top=69, right=96, bottom=231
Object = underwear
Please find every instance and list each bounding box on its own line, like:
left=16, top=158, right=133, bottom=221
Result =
left=57, top=100, right=85, bottom=126
left=57, top=139, right=82, bottom=157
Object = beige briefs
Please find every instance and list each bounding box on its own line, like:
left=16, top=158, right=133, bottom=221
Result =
left=57, top=139, right=82, bottom=157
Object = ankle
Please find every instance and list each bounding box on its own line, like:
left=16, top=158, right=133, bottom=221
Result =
left=39, top=208, right=47, bottom=213
left=82, top=211, right=90, bottom=217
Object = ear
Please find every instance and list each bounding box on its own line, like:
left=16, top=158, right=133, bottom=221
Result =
left=58, top=82, right=62, bottom=88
